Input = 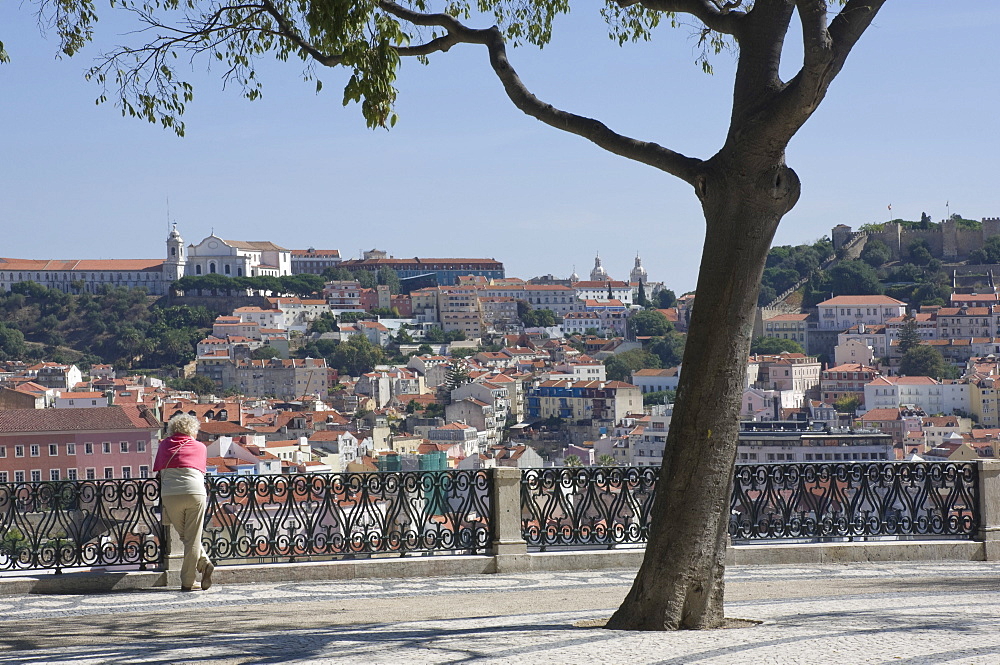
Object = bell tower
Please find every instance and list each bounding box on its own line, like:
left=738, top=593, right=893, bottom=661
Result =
left=164, top=223, right=187, bottom=281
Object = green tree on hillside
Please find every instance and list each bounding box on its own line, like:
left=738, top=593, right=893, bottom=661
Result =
left=750, top=337, right=805, bottom=355
left=604, top=349, right=660, bottom=382
left=896, top=318, right=922, bottom=356
left=251, top=346, right=282, bottom=360
left=833, top=394, right=862, bottom=416
left=900, top=345, right=950, bottom=379
left=628, top=310, right=673, bottom=338
left=655, top=290, right=677, bottom=309
left=907, top=238, right=933, bottom=266
left=0, top=324, right=28, bottom=360
left=968, top=236, right=1000, bottom=265
left=647, top=332, right=686, bottom=368
left=827, top=260, right=884, bottom=296
left=330, top=336, right=386, bottom=376
left=860, top=238, right=891, bottom=267
left=377, top=267, right=402, bottom=294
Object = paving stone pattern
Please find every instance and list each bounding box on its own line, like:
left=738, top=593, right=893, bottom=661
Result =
left=1, top=562, right=999, bottom=664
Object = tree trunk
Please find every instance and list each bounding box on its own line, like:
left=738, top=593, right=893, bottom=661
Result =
left=605, top=156, right=799, bottom=630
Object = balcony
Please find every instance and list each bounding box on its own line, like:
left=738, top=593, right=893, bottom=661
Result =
left=0, top=461, right=996, bottom=592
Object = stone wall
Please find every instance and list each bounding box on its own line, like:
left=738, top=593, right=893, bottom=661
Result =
left=837, top=218, right=1000, bottom=263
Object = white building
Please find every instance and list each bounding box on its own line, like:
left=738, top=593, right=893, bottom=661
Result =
left=53, top=391, right=107, bottom=409
left=233, top=306, right=286, bottom=330
left=572, top=280, right=633, bottom=305
left=863, top=376, right=949, bottom=414
left=186, top=234, right=292, bottom=278
left=816, top=295, right=908, bottom=331
left=630, top=368, right=681, bottom=394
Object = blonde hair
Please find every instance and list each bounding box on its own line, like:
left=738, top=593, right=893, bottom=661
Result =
left=166, top=413, right=201, bottom=437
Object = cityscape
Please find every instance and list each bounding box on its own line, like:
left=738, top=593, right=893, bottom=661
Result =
left=4, top=215, right=1000, bottom=482
left=3, top=0, right=1000, bottom=660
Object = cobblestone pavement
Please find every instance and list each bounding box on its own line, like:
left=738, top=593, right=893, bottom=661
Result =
left=1, top=562, right=999, bottom=664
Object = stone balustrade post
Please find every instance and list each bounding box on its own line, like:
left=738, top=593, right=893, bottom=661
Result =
left=977, top=460, right=1000, bottom=561
left=161, top=510, right=184, bottom=587
left=490, top=467, right=528, bottom=572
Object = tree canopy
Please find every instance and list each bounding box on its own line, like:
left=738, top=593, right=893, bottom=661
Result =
left=629, top=310, right=673, bottom=338
left=859, top=238, right=891, bottom=268
left=899, top=345, right=951, bottom=379
left=604, top=348, right=660, bottom=381
left=750, top=336, right=805, bottom=355
left=968, top=236, right=1000, bottom=265
left=896, top=318, right=922, bottom=356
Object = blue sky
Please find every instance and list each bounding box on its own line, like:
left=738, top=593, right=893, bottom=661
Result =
left=2, top=2, right=998, bottom=293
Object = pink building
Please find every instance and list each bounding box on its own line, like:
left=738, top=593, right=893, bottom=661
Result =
left=0, top=406, right=160, bottom=483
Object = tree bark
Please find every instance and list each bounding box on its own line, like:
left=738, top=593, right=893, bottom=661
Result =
left=605, top=153, right=799, bottom=630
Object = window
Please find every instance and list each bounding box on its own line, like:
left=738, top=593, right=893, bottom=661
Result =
left=85, top=442, right=94, bottom=455
left=104, top=467, right=114, bottom=479
left=49, top=444, right=58, bottom=456
left=102, top=442, right=111, bottom=454
left=0, top=472, right=6, bottom=483
left=50, top=469, right=60, bottom=481
left=139, top=466, right=149, bottom=478
left=86, top=468, right=95, bottom=480
left=137, top=440, right=146, bottom=453
left=30, top=445, right=40, bottom=457
left=67, top=443, right=76, bottom=455
left=120, top=441, right=129, bottom=453
left=31, top=470, right=41, bottom=482
left=121, top=467, right=131, bottom=479
left=67, top=469, right=78, bottom=481
left=15, top=445, right=24, bottom=457
left=0, top=446, right=5, bottom=458
left=14, top=471, right=24, bottom=483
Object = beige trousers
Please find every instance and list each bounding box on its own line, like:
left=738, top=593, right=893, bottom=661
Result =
left=162, top=493, right=211, bottom=588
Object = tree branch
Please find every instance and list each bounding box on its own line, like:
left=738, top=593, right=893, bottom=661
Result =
left=259, top=0, right=343, bottom=66
left=613, top=0, right=747, bottom=36
left=768, top=0, right=886, bottom=144
left=828, top=0, right=888, bottom=63
left=377, top=1, right=703, bottom=183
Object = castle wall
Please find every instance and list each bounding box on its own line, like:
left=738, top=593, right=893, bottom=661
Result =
left=852, top=219, right=995, bottom=263
left=898, top=228, right=944, bottom=260
left=955, top=229, right=987, bottom=259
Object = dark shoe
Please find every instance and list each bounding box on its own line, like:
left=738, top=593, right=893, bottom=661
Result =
left=181, top=586, right=196, bottom=592
left=201, top=562, right=215, bottom=591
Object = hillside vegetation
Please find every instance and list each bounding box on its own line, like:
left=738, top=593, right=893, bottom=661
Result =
left=0, top=283, right=213, bottom=370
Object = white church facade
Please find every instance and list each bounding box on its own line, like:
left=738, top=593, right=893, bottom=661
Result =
left=0, top=225, right=292, bottom=295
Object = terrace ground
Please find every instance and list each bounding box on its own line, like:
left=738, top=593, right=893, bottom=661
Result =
left=2, top=561, right=999, bottom=664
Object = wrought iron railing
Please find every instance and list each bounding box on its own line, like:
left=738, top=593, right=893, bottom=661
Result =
left=730, top=462, right=979, bottom=540
left=521, top=466, right=658, bottom=549
left=520, top=462, right=980, bottom=549
left=202, top=470, right=492, bottom=561
left=0, top=479, right=161, bottom=573
left=0, top=462, right=983, bottom=572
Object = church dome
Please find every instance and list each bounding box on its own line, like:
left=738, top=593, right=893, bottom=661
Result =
left=590, top=254, right=609, bottom=281
left=569, top=266, right=580, bottom=282
left=630, top=254, right=647, bottom=283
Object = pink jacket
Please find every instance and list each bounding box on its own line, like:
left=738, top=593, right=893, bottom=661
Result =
left=153, top=434, right=207, bottom=473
